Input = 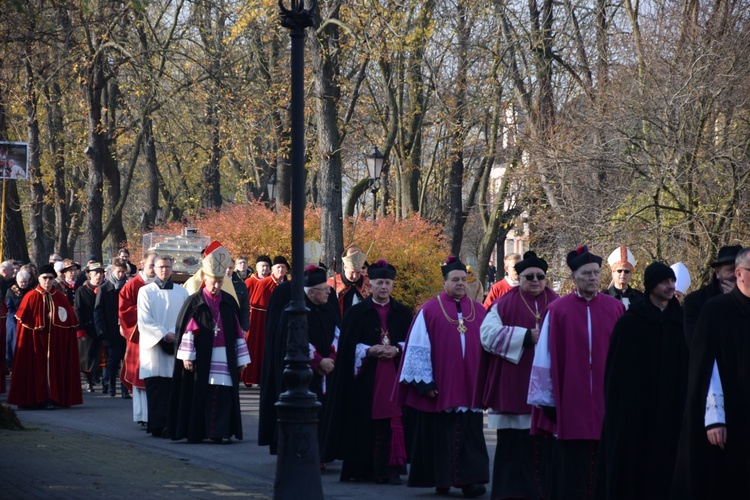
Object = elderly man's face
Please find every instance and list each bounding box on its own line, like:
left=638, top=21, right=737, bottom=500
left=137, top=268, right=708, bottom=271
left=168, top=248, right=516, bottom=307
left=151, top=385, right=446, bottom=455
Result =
left=573, top=263, right=601, bottom=299
left=204, top=275, right=223, bottom=295
left=271, top=263, right=287, bottom=280
left=38, top=272, right=56, bottom=291
left=89, top=270, right=104, bottom=287
left=0, top=266, right=13, bottom=280
left=344, top=264, right=361, bottom=283
left=306, top=283, right=331, bottom=305
left=17, top=277, right=29, bottom=289
left=613, top=266, right=633, bottom=288
left=734, top=256, right=750, bottom=298
left=370, top=278, right=394, bottom=303
left=444, top=270, right=468, bottom=299
left=519, top=266, right=546, bottom=297
left=257, top=262, right=271, bottom=278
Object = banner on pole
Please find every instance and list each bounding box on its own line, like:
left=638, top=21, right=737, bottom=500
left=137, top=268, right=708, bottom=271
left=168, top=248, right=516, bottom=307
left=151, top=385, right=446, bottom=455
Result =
left=0, top=142, right=29, bottom=180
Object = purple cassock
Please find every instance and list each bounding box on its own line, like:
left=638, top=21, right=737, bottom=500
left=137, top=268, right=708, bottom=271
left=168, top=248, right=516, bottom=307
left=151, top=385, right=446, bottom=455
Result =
left=527, top=291, right=625, bottom=439
left=393, top=291, right=487, bottom=411
left=474, top=286, right=560, bottom=416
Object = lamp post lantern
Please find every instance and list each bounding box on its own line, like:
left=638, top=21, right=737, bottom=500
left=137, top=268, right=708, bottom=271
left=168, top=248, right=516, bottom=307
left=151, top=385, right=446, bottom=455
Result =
left=266, top=172, right=277, bottom=203
left=365, top=146, right=384, bottom=219
left=274, top=0, right=323, bottom=499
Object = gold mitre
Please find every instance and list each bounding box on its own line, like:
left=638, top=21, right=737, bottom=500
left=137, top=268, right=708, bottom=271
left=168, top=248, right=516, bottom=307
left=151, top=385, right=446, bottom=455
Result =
left=342, top=245, right=367, bottom=270
left=202, top=241, right=232, bottom=278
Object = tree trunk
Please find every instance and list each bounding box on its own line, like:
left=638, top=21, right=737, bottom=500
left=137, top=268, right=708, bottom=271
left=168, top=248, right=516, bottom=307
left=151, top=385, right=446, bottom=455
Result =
left=102, top=78, right=127, bottom=252
left=313, top=1, right=345, bottom=269
left=24, top=58, right=47, bottom=266
left=83, top=52, right=106, bottom=261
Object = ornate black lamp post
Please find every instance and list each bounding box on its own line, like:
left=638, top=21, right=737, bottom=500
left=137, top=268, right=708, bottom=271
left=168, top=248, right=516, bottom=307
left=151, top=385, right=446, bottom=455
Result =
left=365, top=146, right=384, bottom=220
left=274, top=0, right=323, bottom=499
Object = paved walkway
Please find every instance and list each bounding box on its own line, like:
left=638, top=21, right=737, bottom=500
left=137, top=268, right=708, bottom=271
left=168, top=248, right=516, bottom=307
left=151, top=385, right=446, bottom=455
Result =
left=0, top=377, right=496, bottom=499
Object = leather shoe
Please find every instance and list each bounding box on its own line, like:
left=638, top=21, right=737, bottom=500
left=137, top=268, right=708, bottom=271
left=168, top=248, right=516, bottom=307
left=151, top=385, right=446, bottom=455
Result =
left=461, top=484, right=486, bottom=498
left=86, top=383, right=95, bottom=393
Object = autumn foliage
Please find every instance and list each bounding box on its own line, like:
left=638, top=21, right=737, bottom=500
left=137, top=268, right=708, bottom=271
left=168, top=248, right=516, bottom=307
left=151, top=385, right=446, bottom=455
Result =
left=159, top=202, right=450, bottom=311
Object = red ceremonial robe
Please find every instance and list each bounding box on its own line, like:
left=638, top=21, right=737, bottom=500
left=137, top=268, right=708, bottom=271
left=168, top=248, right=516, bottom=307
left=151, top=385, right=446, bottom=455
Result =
left=119, top=274, right=147, bottom=391
left=483, top=278, right=518, bottom=309
left=327, top=273, right=371, bottom=317
left=8, top=285, right=82, bottom=408
left=244, top=273, right=262, bottom=299
left=242, top=274, right=282, bottom=385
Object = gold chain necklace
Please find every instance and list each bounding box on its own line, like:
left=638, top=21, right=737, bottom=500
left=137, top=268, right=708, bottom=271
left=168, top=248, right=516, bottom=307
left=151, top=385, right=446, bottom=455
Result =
left=437, top=294, right=476, bottom=335
left=519, top=290, right=547, bottom=323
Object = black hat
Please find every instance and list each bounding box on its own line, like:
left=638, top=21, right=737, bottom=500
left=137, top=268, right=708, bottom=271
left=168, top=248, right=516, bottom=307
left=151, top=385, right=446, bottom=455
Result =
left=304, top=265, right=327, bottom=287
left=515, top=251, right=548, bottom=274
left=644, top=261, right=676, bottom=294
left=566, top=245, right=603, bottom=272
left=256, top=255, right=272, bottom=265
left=711, top=245, right=742, bottom=267
left=441, top=255, right=467, bottom=278
left=368, top=259, right=396, bottom=280
left=38, top=264, right=56, bottom=277
left=272, top=255, right=290, bottom=269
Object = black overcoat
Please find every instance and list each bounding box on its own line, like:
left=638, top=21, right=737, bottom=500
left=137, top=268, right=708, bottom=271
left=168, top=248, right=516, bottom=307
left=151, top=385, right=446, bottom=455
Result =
left=166, top=289, right=244, bottom=443
left=94, top=280, right=125, bottom=348
left=671, top=286, right=750, bottom=499
left=682, top=279, right=721, bottom=348
left=322, top=296, right=413, bottom=467
left=594, top=296, right=688, bottom=500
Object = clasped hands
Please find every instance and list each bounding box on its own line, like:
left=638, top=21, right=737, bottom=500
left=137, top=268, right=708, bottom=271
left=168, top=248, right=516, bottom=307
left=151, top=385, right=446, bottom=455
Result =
left=368, top=344, right=399, bottom=359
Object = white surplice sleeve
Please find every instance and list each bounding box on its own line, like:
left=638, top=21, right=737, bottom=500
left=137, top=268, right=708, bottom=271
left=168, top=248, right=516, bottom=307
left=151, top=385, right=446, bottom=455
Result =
left=527, top=311, right=555, bottom=407
left=398, top=310, right=433, bottom=384
left=480, top=305, right=527, bottom=364
left=705, top=360, right=725, bottom=427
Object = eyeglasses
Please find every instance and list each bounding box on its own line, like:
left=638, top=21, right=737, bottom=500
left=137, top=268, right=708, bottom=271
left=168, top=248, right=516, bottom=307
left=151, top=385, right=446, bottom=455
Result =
left=616, top=269, right=631, bottom=274
left=39, top=275, right=55, bottom=280
left=521, top=273, right=546, bottom=281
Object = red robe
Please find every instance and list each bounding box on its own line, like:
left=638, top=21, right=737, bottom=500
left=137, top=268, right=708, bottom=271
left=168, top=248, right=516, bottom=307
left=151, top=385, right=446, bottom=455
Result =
left=8, top=285, right=82, bottom=408
left=118, top=274, right=147, bottom=391
left=242, top=275, right=283, bottom=385
left=244, top=272, right=263, bottom=299
left=483, top=277, right=517, bottom=309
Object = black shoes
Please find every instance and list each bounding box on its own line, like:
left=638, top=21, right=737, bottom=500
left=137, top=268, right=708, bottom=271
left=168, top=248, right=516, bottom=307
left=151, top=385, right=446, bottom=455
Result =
left=461, top=484, right=486, bottom=498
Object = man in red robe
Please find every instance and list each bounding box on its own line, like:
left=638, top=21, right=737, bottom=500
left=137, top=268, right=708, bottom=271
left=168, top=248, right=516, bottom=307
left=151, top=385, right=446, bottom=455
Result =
left=244, top=255, right=271, bottom=299
left=483, top=253, right=522, bottom=309
left=327, top=244, right=370, bottom=316
left=527, top=246, right=624, bottom=500
left=119, top=252, right=157, bottom=428
left=8, top=264, right=82, bottom=409
left=475, top=251, right=559, bottom=499
left=242, top=255, right=288, bottom=386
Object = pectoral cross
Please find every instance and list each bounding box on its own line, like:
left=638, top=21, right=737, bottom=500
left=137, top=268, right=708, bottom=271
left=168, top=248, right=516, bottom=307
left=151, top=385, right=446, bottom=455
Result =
left=457, top=318, right=467, bottom=335
left=213, top=321, right=220, bottom=337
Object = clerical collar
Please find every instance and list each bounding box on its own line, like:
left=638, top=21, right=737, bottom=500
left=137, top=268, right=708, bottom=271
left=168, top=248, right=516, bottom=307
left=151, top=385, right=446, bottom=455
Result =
left=140, top=271, right=155, bottom=284
left=506, top=276, right=519, bottom=287
left=341, top=274, right=364, bottom=288
left=372, top=297, right=390, bottom=306
left=154, top=277, right=174, bottom=290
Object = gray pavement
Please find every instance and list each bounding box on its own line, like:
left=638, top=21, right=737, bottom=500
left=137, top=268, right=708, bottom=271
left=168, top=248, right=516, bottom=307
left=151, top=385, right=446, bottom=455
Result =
left=0, top=378, right=496, bottom=499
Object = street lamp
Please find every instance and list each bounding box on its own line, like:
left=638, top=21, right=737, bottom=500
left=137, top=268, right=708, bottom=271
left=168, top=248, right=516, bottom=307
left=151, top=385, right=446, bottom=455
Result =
left=266, top=172, right=277, bottom=202
left=275, top=0, right=322, bottom=499
left=366, top=146, right=384, bottom=219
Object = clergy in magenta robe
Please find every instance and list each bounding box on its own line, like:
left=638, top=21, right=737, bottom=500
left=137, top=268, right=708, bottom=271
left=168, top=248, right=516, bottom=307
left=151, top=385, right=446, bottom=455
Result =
left=393, top=256, right=489, bottom=498
left=241, top=257, right=287, bottom=386
left=474, top=251, right=559, bottom=500
left=527, top=246, right=624, bottom=500
left=8, top=265, right=82, bottom=409
left=119, top=254, right=156, bottom=424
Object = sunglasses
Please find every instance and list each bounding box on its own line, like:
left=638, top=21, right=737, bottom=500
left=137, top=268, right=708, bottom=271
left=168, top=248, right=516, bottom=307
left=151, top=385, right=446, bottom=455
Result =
left=39, top=275, right=55, bottom=280
left=616, top=269, right=631, bottom=274
left=522, top=273, right=546, bottom=281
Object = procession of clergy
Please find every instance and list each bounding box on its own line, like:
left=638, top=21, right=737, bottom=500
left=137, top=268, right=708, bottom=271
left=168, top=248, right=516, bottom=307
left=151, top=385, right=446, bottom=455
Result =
left=3, top=238, right=750, bottom=499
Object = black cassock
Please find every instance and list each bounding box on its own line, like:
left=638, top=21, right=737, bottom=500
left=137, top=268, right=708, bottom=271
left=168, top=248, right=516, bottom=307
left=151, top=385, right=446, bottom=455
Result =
left=322, top=296, right=413, bottom=480
left=594, top=296, right=688, bottom=500
left=166, top=290, right=244, bottom=443
left=257, top=281, right=340, bottom=454
left=671, top=287, right=750, bottom=499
